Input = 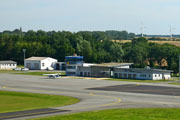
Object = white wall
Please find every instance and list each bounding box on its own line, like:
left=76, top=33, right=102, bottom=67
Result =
left=163, top=73, right=171, bottom=80
left=116, top=65, right=130, bottom=68
left=0, top=64, right=17, bottom=69
left=152, top=74, right=162, bottom=80
left=40, top=58, right=57, bottom=70
left=113, top=72, right=167, bottom=80
left=25, top=57, right=57, bottom=70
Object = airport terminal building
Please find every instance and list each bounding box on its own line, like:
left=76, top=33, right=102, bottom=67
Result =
left=65, top=55, right=172, bottom=80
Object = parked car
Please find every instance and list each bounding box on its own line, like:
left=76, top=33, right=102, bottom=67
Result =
left=13, top=68, right=22, bottom=71
left=46, top=67, right=54, bottom=71
left=21, top=68, right=29, bottom=71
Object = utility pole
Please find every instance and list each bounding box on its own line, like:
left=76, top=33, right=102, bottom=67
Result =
left=23, top=49, right=26, bottom=68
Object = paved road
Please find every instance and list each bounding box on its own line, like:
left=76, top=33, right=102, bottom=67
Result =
left=1, top=73, right=180, bottom=120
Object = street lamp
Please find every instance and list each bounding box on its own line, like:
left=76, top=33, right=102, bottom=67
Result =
left=179, top=55, right=180, bottom=82
left=23, top=49, right=26, bottom=67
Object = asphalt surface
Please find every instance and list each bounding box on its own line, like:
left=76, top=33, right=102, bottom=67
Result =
left=88, top=84, right=180, bottom=96
left=1, top=73, right=180, bottom=120
left=0, top=108, right=69, bottom=120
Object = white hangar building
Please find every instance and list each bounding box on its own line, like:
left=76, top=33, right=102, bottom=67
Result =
left=77, top=63, right=172, bottom=80
left=25, top=57, right=58, bottom=70
left=113, top=68, right=172, bottom=80
left=0, top=60, right=17, bottom=70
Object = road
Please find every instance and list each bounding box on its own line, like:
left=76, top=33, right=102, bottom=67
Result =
left=1, top=73, right=180, bottom=119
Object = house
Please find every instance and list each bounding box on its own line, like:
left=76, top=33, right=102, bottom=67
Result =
left=25, top=57, right=57, bottom=70
left=0, top=61, right=17, bottom=70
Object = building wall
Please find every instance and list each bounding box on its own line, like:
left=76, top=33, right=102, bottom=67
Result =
left=40, top=58, right=57, bottom=70
left=113, top=68, right=170, bottom=80
left=25, top=60, right=40, bottom=70
left=163, top=73, right=171, bottom=80
left=77, top=66, right=91, bottom=77
left=91, top=66, right=111, bottom=78
left=0, top=64, right=17, bottom=69
left=25, top=58, right=57, bottom=70
left=66, top=65, right=77, bottom=76
left=114, top=72, right=153, bottom=80
left=152, top=74, right=162, bottom=80
left=116, top=65, right=130, bottom=69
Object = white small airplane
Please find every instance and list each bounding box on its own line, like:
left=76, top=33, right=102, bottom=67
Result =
left=43, top=73, right=61, bottom=79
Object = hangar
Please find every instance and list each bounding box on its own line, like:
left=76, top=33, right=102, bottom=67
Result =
left=25, top=57, right=57, bottom=70
left=0, top=60, right=17, bottom=70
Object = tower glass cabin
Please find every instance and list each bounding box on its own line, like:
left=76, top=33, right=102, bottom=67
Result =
left=65, top=56, right=84, bottom=76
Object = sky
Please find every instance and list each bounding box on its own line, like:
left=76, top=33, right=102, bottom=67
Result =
left=0, top=0, right=180, bottom=35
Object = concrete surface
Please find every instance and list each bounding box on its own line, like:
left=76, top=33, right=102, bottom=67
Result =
left=0, top=73, right=180, bottom=120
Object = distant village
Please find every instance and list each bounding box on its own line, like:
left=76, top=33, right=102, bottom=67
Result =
left=0, top=54, right=173, bottom=80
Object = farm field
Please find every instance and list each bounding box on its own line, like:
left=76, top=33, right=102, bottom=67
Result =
left=149, top=40, right=180, bottom=47
left=114, top=40, right=180, bottom=47
left=30, top=108, right=180, bottom=120
left=0, top=91, right=79, bottom=113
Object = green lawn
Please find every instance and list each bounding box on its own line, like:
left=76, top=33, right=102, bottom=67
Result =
left=106, top=78, right=175, bottom=83
left=30, top=108, right=180, bottom=120
left=0, top=70, right=66, bottom=76
left=169, top=82, right=180, bottom=85
left=15, top=71, right=65, bottom=76
left=0, top=91, right=79, bottom=113
left=0, top=70, right=16, bottom=73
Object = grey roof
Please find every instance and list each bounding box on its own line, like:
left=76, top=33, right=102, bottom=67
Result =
left=25, top=57, right=49, bottom=61
left=114, top=68, right=173, bottom=73
left=91, top=63, right=133, bottom=68
left=0, top=60, right=17, bottom=64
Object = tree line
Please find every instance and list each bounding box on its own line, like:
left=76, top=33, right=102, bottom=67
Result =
left=0, top=29, right=179, bottom=73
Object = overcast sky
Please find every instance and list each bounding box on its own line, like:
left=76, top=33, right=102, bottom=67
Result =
left=0, top=0, right=180, bottom=34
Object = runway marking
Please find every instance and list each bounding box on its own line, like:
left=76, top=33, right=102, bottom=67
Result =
left=136, top=83, right=141, bottom=86
left=2, top=86, right=7, bottom=88
left=89, top=92, right=121, bottom=107
left=73, top=92, right=122, bottom=110
left=3, top=86, right=122, bottom=111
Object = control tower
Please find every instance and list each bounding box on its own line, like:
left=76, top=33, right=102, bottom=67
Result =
left=65, top=56, right=84, bottom=76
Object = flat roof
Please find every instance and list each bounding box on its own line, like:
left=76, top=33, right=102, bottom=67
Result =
left=114, top=68, right=173, bottom=73
left=0, top=60, right=17, bottom=64
left=25, top=57, right=49, bottom=61
left=91, top=63, right=133, bottom=67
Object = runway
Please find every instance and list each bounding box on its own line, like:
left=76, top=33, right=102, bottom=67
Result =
left=1, top=73, right=180, bottom=120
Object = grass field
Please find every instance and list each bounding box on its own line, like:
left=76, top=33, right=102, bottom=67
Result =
left=30, top=108, right=180, bottom=120
left=169, top=82, right=180, bottom=85
left=0, top=70, right=17, bottom=73
left=0, top=91, right=79, bottom=113
left=0, top=70, right=66, bottom=76
left=15, top=71, right=66, bottom=76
